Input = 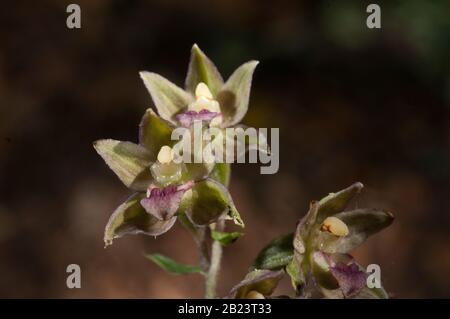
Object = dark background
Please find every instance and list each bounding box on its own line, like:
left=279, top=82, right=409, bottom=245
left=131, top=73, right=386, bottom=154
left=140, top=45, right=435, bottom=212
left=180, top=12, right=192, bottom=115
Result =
left=1, top=0, right=449, bottom=298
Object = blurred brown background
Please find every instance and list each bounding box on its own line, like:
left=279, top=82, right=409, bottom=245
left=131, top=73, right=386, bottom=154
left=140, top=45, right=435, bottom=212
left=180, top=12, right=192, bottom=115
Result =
left=1, top=0, right=449, bottom=298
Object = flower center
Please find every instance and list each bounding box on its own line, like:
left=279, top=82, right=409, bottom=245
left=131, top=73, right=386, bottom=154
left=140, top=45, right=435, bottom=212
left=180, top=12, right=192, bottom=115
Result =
left=195, top=82, right=213, bottom=99
left=151, top=145, right=183, bottom=186
left=188, top=82, right=222, bottom=126
left=321, top=216, right=349, bottom=237
left=157, top=145, right=174, bottom=164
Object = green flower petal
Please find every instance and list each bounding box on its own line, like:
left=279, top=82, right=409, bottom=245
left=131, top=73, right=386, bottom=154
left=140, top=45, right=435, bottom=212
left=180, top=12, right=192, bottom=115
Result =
left=139, top=109, right=174, bottom=159
left=181, top=179, right=243, bottom=226
left=93, top=139, right=153, bottom=191
left=354, top=286, right=389, bottom=299
left=286, top=255, right=305, bottom=293
left=140, top=71, right=193, bottom=124
left=311, top=251, right=340, bottom=290
left=228, top=269, right=284, bottom=299
left=185, top=44, right=224, bottom=96
left=299, top=183, right=363, bottom=232
left=318, top=208, right=394, bottom=253
left=316, top=182, right=364, bottom=222
left=104, top=193, right=176, bottom=247
left=217, top=61, right=259, bottom=126
left=184, top=162, right=215, bottom=182
left=209, top=163, right=231, bottom=187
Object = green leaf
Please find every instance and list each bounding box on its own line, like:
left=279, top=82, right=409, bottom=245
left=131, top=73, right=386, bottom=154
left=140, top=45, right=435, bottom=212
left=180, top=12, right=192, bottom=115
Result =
left=139, top=109, right=174, bottom=158
left=140, top=71, right=192, bottom=124
left=228, top=269, right=284, bottom=299
left=252, top=234, right=294, bottom=270
left=318, top=208, right=394, bottom=253
left=217, top=60, right=259, bottom=126
left=316, top=182, right=364, bottom=223
left=210, top=163, right=231, bottom=187
left=94, top=139, right=153, bottom=191
left=211, top=230, right=243, bottom=246
left=185, top=44, right=224, bottom=96
left=182, top=179, right=243, bottom=227
left=104, top=193, right=176, bottom=247
left=144, top=253, right=202, bottom=275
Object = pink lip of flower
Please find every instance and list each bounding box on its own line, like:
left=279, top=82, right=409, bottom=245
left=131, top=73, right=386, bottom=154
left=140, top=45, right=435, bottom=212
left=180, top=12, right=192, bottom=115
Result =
left=175, top=109, right=220, bottom=127
left=314, top=251, right=367, bottom=298
left=140, top=181, right=194, bottom=221
left=329, top=261, right=367, bottom=298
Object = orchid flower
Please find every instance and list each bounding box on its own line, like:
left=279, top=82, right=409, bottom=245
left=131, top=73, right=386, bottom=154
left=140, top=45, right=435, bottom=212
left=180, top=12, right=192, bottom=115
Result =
left=242, top=182, right=394, bottom=299
left=140, top=44, right=257, bottom=128
left=93, top=109, right=243, bottom=247
left=139, top=44, right=269, bottom=162
left=228, top=269, right=284, bottom=299
left=93, top=43, right=395, bottom=299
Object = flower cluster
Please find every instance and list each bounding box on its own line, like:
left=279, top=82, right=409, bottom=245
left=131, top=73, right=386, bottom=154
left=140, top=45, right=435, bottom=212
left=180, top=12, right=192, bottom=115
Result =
left=93, top=44, right=394, bottom=299
left=94, top=44, right=259, bottom=247
left=231, top=183, right=394, bottom=299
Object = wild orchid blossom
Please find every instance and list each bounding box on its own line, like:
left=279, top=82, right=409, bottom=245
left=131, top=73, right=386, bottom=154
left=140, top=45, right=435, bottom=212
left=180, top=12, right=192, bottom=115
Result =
left=94, top=109, right=243, bottom=247
left=139, top=44, right=258, bottom=129
left=94, top=44, right=394, bottom=299
left=93, top=45, right=266, bottom=299
left=228, top=269, right=284, bottom=299
left=140, top=45, right=268, bottom=162
left=238, top=182, right=394, bottom=299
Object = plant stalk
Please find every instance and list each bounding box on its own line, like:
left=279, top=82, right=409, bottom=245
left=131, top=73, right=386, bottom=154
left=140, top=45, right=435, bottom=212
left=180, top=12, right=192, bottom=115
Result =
left=204, top=219, right=224, bottom=299
left=196, top=228, right=210, bottom=273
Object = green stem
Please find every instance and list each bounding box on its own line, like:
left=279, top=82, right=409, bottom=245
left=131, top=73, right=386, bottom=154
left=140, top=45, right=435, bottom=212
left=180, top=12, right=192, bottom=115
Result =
left=197, top=228, right=210, bottom=274
left=180, top=211, right=223, bottom=298
left=204, top=219, right=224, bottom=299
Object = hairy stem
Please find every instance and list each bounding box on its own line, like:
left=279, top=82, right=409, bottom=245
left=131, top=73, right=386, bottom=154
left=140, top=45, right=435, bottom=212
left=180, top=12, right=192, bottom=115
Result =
left=204, top=219, right=224, bottom=299
left=196, top=228, right=210, bottom=273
